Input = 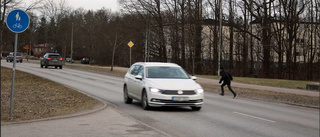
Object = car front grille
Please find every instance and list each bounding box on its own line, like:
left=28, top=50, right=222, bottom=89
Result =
left=152, top=99, right=203, bottom=103
left=161, top=90, right=196, bottom=95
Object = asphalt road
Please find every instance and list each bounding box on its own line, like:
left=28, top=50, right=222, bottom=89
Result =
left=1, top=60, right=319, bottom=137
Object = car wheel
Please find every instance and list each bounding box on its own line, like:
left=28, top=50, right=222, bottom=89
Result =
left=123, top=85, right=132, bottom=104
left=6, top=59, right=8, bottom=62
left=59, top=66, right=63, bottom=69
left=20, top=61, right=22, bottom=63
left=191, top=106, right=201, bottom=111
left=142, top=90, right=150, bottom=110
left=45, top=63, right=48, bottom=68
left=55, top=66, right=58, bottom=69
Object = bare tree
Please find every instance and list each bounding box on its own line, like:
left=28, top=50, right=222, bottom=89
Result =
left=281, top=0, right=306, bottom=79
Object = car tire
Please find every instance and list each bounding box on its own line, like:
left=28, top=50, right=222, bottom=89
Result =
left=45, top=63, right=48, bottom=68
left=123, top=85, right=132, bottom=104
left=191, top=106, right=201, bottom=111
left=20, top=61, right=22, bottom=63
left=55, top=66, right=58, bottom=69
left=6, top=59, right=8, bottom=62
left=142, top=90, right=150, bottom=110
left=59, top=66, right=63, bottom=69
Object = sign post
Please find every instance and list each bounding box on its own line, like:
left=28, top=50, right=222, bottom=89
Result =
left=24, top=45, right=30, bottom=61
left=128, top=41, right=134, bottom=66
left=6, top=9, right=30, bottom=119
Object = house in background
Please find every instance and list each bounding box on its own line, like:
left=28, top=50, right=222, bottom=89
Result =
left=32, top=43, right=56, bottom=57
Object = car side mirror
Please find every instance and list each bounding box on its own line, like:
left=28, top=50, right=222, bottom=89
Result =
left=190, top=76, right=197, bottom=80
left=135, top=75, right=143, bottom=80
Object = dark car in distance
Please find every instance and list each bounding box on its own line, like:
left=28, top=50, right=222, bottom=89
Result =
left=40, top=53, right=63, bottom=69
left=6, top=52, right=23, bottom=63
left=66, top=57, right=74, bottom=63
left=81, top=58, right=90, bottom=64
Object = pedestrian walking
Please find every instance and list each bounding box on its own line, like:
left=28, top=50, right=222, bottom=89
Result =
left=219, top=67, right=237, bottom=98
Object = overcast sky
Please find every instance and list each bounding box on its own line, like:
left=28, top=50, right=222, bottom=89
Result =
left=66, top=0, right=120, bottom=12
left=23, top=0, right=120, bottom=12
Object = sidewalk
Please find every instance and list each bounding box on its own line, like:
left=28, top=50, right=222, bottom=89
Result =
left=197, top=77, right=319, bottom=97
left=1, top=104, right=168, bottom=137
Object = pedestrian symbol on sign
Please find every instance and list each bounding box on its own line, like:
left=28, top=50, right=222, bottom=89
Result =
left=16, top=12, right=21, bottom=21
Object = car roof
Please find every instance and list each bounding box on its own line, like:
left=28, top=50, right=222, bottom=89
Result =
left=133, top=62, right=181, bottom=67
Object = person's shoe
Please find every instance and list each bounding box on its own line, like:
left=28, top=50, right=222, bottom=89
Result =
left=233, top=94, right=237, bottom=99
left=220, top=93, right=224, bottom=96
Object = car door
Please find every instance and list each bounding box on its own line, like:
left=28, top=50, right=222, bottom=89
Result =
left=126, top=65, right=140, bottom=99
left=131, top=66, right=145, bottom=100
left=41, top=54, right=45, bottom=65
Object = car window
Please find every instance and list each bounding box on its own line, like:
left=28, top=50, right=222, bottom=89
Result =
left=146, top=66, right=189, bottom=79
left=9, top=53, right=21, bottom=56
left=128, top=65, right=136, bottom=74
left=49, top=55, right=61, bottom=58
left=130, top=65, right=141, bottom=76
left=137, top=66, right=144, bottom=78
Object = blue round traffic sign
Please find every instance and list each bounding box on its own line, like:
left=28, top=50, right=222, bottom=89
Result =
left=6, top=9, right=30, bottom=33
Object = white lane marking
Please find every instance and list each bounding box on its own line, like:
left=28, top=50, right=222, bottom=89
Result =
left=233, top=111, right=276, bottom=123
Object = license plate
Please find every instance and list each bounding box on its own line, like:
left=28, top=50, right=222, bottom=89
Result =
left=172, top=97, right=189, bottom=101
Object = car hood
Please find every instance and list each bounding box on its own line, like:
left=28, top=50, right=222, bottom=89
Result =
left=145, top=78, right=202, bottom=90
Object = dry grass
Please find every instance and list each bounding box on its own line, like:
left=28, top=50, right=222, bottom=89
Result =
left=1, top=67, right=101, bottom=122
left=200, top=82, right=319, bottom=108
left=65, top=63, right=128, bottom=77
left=197, top=75, right=318, bottom=91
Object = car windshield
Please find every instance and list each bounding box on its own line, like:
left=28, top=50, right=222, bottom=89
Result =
left=146, top=66, right=189, bottom=79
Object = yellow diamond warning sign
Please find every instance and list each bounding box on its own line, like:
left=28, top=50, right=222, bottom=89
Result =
left=128, top=41, right=134, bottom=48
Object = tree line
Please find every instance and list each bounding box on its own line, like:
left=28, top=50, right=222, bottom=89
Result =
left=1, top=0, right=319, bottom=80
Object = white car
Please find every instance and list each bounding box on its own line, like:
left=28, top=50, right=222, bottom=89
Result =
left=123, top=62, right=204, bottom=111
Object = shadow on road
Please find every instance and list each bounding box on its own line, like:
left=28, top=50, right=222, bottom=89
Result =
left=130, top=101, right=197, bottom=112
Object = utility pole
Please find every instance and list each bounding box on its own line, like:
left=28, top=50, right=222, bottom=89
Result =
left=218, top=0, right=223, bottom=77
left=70, top=22, right=74, bottom=61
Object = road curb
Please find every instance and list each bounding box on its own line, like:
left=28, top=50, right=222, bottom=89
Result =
left=1, top=98, right=107, bottom=125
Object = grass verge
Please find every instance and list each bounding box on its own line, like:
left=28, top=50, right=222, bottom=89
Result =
left=200, top=82, right=319, bottom=108
left=1, top=67, right=101, bottom=122
left=65, top=63, right=128, bottom=77
left=197, top=75, right=318, bottom=91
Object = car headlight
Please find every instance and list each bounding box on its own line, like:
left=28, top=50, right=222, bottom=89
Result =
left=195, top=88, right=204, bottom=94
left=149, top=87, right=161, bottom=94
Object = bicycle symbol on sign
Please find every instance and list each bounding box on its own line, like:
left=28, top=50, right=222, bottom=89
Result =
left=13, top=23, right=22, bottom=29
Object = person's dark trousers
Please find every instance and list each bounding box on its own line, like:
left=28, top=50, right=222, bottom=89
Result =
left=221, top=83, right=236, bottom=96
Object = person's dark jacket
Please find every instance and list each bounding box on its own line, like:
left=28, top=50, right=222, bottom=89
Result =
left=219, top=71, right=233, bottom=84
